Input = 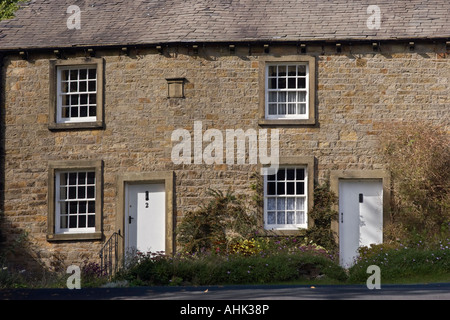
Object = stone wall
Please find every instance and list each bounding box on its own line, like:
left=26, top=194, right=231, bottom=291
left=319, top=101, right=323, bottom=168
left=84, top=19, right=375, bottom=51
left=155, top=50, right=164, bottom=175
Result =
left=1, top=42, right=448, bottom=269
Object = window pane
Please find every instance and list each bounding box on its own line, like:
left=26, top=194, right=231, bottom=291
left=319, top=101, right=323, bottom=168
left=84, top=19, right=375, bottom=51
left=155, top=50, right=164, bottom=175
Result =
left=267, top=198, right=276, bottom=210
left=298, top=104, right=307, bottom=115
left=277, top=198, right=285, bottom=211
left=88, top=80, right=96, bottom=92
left=296, top=182, right=305, bottom=195
left=267, top=212, right=276, bottom=224
left=277, top=212, right=285, bottom=224
left=68, top=186, right=77, bottom=199
left=298, top=78, right=306, bottom=89
left=288, top=78, right=296, bottom=89
left=78, top=172, right=86, bottom=184
left=287, top=197, right=295, bottom=210
left=267, top=174, right=276, bottom=181
left=70, top=81, right=78, bottom=92
left=278, top=77, right=286, bottom=89
left=88, top=215, right=95, bottom=228
left=69, top=216, right=77, bottom=228
left=70, top=95, right=78, bottom=105
left=288, top=65, right=297, bottom=76
left=296, top=197, right=305, bottom=211
left=277, top=182, right=285, bottom=195
left=78, top=186, right=86, bottom=199
left=80, top=94, right=88, bottom=105
left=60, top=215, right=68, bottom=229
left=298, top=65, right=306, bottom=76
left=296, top=211, right=305, bottom=225
left=60, top=187, right=67, bottom=200
left=70, top=70, right=78, bottom=80
left=298, top=91, right=307, bottom=102
left=79, top=69, right=87, bottom=80
left=286, top=169, right=295, bottom=180
left=62, top=70, right=69, bottom=81
left=87, top=186, right=95, bottom=199
left=78, top=215, right=86, bottom=228
left=277, top=169, right=285, bottom=180
left=269, top=78, right=277, bottom=89
left=267, top=182, right=275, bottom=195
left=79, top=201, right=87, bottom=213
left=287, top=182, right=295, bottom=195
left=88, top=201, right=95, bottom=213
left=80, top=106, right=88, bottom=117
left=288, top=104, right=296, bottom=114
left=278, top=104, right=286, bottom=115
left=89, top=106, right=97, bottom=117
left=88, top=68, right=97, bottom=80
left=87, top=172, right=95, bottom=184
left=268, top=66, right=277, bottom=77
left=70, top=107, right=78, bottom=117
left=269, top=92, right=277, bottom=102
left=69, top=201, right=77, bottom=214
left=60, top=202, right=68, bottom=215
left=287, top=211, right=295, bottom=224
left=278, top=66, right=286, bottom=77
left=296, top=168, right=305, bottom=180
left=89, top=93, right=97, bottom=105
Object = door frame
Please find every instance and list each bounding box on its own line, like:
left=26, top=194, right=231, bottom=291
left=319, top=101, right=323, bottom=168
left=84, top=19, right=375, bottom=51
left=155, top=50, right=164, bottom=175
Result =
left=330, top=170, right=391, bottom=252
left=116, top=171, right=175, bottom=262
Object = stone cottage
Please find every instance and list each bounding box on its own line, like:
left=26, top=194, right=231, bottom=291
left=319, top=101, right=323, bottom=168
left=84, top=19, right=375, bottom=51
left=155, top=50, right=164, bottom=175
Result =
left=0, top=0, right=449, bottom=270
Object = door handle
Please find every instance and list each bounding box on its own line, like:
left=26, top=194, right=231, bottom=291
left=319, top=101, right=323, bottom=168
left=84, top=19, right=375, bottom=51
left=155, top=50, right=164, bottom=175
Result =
left=341, top=212, right=343, bottom=223
left=128, top=216, right=134, bottom=224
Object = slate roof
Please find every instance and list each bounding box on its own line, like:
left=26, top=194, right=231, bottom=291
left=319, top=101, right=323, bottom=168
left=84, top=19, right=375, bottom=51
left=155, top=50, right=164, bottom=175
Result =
left=0, top=0, right=449, bottom=50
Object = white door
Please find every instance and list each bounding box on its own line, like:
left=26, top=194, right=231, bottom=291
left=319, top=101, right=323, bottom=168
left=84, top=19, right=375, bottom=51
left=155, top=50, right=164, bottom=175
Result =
left=339, top=180, right=383, bottom=268
left=125, top=183, right=166, bottom=255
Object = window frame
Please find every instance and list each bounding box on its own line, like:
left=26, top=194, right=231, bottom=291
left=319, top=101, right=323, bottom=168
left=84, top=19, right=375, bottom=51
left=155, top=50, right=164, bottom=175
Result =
left=47, top=160, right=103, bottom=241
left=261, top=156, right=315, bottom=235
left=49, top=58, right=104, bottom=130
left=258, top=55, right=316, bottom=127
left=265, top=63, right=310, bottom=120
left=264, top=166, right=309, bottom=230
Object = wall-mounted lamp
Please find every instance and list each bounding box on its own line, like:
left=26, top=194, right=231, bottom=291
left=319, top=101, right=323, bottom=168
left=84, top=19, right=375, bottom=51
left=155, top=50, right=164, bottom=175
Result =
left=336, top=43, right=342, bottom=53
left=121, top=47, right=129, bottom=56
left=86, top=48, right=96, bottom=57
left=192, top=45, right=199, bottom=55
left=409, top=41, right=415, bottom=51
left=300, top=43, right=307, bottom=54
left=229, top=44, right=236, bottom=55
left=53, top=49, right=64, bottom=59
left=372, top=42, right=379, bottom=52
left=19, top=51, right=28, bottom=60
left=264, top=44, right=270, bottom=54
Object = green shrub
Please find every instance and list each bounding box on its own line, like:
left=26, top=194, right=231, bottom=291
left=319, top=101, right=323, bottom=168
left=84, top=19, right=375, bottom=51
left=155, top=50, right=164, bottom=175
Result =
left=118, top=250, right=347, bottom=286
left=348, top=240, right=450, bottom=283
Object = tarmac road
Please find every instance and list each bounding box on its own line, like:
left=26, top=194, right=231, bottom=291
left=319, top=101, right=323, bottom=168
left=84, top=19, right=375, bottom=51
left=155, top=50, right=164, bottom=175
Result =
left=1, top=283, right=449, bottom=300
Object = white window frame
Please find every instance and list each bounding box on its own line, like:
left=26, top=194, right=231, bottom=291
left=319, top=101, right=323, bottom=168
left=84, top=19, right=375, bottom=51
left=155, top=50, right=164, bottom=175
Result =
left=55, top=170, right=97, bottom=234
left=264, top=166, right=308, bottom=230
left=56, top=65, right=98, bottom=124
left=265, top=63, right=309, bottom=120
